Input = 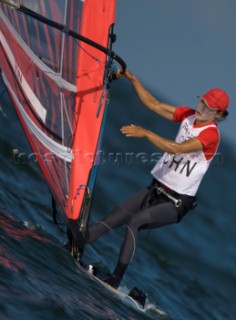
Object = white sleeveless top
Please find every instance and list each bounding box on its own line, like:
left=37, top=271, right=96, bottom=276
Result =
left=151, top=114, right=220, bottom=196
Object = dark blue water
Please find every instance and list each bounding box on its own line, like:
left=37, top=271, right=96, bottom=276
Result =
left=0, top=76, right=236, bottom=320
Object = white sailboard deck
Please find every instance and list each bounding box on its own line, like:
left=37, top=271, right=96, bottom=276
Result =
left=78, top=263, right=147, bottom=312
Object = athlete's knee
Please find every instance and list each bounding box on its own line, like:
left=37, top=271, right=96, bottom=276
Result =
left=126, top=217, right=140, bottom=236
left=86, top=221, right=111, bottom=244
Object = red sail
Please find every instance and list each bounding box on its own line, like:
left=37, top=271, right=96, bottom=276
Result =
left=0, top=0, right=116, bottom=222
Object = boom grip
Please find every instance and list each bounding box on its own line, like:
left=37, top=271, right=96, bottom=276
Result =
left=113, top=54, right=127, bottom=74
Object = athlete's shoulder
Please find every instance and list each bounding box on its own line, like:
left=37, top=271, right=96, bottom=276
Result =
left=197, top=126, right=220, bottom=160
left=198, top=125, right=220, bottom=144
left=173, top=106, right=195, bottom=122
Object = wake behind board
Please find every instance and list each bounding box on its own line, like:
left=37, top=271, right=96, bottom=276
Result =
left=78, top=263, right=147, bottom=312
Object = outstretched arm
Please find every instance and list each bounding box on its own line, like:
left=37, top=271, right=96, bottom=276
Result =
left=121, top=125, right=203, bottom=154
left=123, top=69, right=176, bottom=121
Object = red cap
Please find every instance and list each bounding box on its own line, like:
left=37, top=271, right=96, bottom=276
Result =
left=202, top=88, right=229, bottom=112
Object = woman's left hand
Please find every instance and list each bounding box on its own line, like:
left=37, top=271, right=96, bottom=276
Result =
left=120, top=125, right=147, bottom=138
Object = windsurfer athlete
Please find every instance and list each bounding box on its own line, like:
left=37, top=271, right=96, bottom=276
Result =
left=83, top=69, right=230, bottom=289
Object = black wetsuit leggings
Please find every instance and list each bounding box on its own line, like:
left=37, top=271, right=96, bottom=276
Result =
left=86, top=184, right=195, bottom=266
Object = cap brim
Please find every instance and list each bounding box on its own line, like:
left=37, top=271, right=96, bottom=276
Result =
left=197, top=96, right=218, bottom=110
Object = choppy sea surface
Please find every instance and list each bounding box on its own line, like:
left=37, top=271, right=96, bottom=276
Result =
left=0, top=76, right=236, bottom=320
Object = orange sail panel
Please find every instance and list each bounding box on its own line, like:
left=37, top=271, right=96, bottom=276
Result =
left=68, top=1, right=116, bottom=219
